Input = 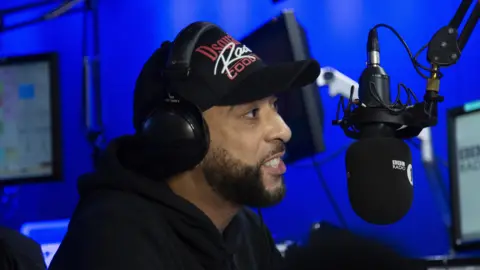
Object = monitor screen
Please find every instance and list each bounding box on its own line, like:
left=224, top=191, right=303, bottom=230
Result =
left=453, top=110, right=480, bottom=242
left=0, top=53, right=61, bottom=184
left=448, top=103, right=480, bottom=250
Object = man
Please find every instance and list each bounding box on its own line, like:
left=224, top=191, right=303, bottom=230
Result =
left=49, top=22, right=320, bottom=270
left=0, top=226, right=46, bottom=270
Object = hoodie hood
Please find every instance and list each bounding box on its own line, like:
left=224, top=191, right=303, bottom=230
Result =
left=77, top=135, right=243, bottom=269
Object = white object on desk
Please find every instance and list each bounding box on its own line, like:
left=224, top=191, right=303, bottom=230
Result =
left=317, top=67, right=359, bottom=100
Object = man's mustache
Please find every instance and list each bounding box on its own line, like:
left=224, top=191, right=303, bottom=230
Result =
left=261, top=140, right=286, bottom=164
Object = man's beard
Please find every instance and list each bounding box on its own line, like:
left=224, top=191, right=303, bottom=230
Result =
left=200, top=143, right=286, bottom=208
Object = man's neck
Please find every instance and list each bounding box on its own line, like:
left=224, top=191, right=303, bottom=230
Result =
left=167, top=171, right=240, bottom=232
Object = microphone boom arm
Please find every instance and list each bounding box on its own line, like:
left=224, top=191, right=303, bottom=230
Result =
left=426, top=0, right=480, bottom=91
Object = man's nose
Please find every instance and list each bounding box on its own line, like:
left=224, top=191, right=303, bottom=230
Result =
left=265, top=114, right=292, bottom=143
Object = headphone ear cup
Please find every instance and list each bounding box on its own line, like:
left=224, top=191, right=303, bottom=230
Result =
left=140, top=101, right=209, bottom=176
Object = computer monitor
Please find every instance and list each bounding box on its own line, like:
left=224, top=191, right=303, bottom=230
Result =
left=0, top=53, right=61, bottom=185
left=241, top=10, right=325, bottom=164
left=448, top=101, right=480, bottom=250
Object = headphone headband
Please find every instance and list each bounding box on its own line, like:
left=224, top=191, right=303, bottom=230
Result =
left=164, top=22, right=217, bottom=80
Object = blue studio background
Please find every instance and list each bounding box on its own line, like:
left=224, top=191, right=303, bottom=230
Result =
left=1, top=0, right=479, bottom=258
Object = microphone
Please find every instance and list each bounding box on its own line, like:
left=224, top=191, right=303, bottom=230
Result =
left=346, top=137, right=413, bottom=225
left=341, top=28, right=415, bottom=225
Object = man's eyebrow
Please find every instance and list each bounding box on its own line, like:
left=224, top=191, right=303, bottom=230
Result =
left=227, top=101, right=259, bottom=114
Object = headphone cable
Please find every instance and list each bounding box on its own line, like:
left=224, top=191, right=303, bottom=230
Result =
left=311, top=154, right=349, bottom=229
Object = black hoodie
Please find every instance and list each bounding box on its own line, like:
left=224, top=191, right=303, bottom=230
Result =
left=48, top=136, right=284, bottom=270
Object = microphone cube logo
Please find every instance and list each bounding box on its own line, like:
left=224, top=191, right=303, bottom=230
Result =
left=392, top=160, right=413, bottom=186
left=392, top=160, right=406, bottom=170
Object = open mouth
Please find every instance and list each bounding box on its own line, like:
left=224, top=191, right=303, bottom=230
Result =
left=262, top=152, right=287, bottom=175
left=264, top=157, right=281, bottom=168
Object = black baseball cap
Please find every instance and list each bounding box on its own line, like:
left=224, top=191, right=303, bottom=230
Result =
left=133, top=22, right=320, bottom=131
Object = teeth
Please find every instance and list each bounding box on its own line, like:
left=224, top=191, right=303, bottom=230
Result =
left=264, top=158, right=280, bottom=168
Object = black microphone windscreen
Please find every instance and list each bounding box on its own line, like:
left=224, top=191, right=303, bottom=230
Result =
left=346, top=137, right=413, bottom=225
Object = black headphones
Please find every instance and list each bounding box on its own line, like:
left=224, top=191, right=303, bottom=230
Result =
left=138, top=22, right=217, bottom=177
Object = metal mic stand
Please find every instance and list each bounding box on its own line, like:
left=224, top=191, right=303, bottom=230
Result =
left=0, top=0, right=103, bottom=168
left=82, top=0, right=104, bottom=167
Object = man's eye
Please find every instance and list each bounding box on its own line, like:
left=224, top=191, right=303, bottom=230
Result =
left=245, top=108, right=260, bottom=118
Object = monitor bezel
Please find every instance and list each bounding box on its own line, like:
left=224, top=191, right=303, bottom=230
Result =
left=283, top=10, right=326, bottom=157
left=0, top=52, right=62, bottom=186
left=448, top=103, right=480, bottom=251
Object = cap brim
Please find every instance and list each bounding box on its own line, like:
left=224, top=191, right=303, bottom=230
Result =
left=218, top=59, right=320, bottom=106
